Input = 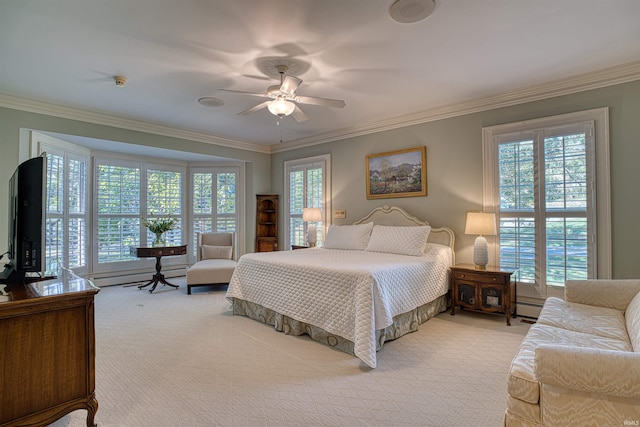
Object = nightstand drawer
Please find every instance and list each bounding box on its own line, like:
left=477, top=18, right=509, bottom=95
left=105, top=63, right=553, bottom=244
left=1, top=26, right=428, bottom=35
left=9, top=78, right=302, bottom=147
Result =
left=452, top=270, right=507, bottom=285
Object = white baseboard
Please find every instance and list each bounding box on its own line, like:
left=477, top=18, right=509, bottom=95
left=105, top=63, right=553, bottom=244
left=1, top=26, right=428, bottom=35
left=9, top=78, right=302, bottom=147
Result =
left=91, top=268, right=187, bottom=287
left=517, top=302, right=542, bottom=319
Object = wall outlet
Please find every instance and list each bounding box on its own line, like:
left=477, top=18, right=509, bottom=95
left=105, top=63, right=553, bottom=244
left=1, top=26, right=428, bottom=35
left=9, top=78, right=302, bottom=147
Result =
left=333, top=209, right=346, bottom=219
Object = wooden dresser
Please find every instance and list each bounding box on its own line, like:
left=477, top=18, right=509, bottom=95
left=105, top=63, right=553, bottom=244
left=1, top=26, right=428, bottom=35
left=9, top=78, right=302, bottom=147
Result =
left=0, top=272, right=99, bottom=427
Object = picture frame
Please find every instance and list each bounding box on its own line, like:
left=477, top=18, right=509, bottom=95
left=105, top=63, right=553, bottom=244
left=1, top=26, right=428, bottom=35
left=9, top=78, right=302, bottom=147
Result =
left=366, top=146, right=427, bottom=199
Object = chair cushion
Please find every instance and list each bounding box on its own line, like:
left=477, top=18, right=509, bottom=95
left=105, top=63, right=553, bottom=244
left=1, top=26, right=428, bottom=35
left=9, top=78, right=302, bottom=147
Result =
left=537, top=297, right=629, bottom=342
left=508, top=324, right=632, bottom=404
left=201, top=245, right=233, bottom=260
left=187, top=259, right=237, bottom=285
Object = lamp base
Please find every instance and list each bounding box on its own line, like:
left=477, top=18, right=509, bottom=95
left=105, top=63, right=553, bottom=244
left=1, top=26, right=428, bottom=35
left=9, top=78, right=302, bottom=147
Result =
left=306, top=224, right=317, bottom=248
left=473, top=235, right=489, bottom=270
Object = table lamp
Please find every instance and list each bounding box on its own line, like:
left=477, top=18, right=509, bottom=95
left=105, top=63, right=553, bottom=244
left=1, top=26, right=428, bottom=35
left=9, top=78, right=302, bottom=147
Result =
left=302, top=207, right=322, bottom=247
left=464, top=212, right=497, bottom=270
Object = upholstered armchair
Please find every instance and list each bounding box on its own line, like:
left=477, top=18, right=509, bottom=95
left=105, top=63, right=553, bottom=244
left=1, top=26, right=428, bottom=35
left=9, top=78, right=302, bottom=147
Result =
left=186, top=232, right=237, bottom=295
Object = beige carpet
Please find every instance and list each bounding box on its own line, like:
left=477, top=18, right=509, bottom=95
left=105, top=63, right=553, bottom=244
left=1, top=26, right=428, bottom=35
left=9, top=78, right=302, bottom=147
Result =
left=51, top=277, right=530, bottom=427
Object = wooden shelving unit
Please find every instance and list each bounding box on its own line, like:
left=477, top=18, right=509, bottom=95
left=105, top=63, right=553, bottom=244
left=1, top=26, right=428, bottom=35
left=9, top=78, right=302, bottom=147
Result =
left=256, top=194, right=278, bottom=252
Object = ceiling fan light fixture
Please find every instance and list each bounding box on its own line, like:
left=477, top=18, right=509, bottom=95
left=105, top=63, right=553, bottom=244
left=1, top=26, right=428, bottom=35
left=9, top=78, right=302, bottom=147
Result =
left=267, top=97, right=295, bottom=117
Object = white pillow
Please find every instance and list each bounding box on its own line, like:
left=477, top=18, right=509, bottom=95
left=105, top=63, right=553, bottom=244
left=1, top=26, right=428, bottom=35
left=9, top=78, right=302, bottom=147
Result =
left=366, top=225, right=431, bottom=256
left=201, top=245, right=233, bottom=260
left=323, top=222, right=374, bottom=250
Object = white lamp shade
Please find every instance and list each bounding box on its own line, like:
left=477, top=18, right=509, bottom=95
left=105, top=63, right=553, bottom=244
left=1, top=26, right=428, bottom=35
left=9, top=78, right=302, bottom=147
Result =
left=464, top=212, right=497, bottom=236
left=267, top=97, right=295, bottom=116
left=302, top=207, right=322, bottom=222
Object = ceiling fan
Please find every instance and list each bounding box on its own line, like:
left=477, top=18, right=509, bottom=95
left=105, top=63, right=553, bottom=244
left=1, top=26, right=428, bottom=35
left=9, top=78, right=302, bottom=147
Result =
left=218, top=65, right=345, bottom=122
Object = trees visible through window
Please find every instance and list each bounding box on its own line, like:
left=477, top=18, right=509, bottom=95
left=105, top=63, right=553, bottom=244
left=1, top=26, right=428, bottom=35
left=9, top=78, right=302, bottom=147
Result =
left=94, top=160, right=186, bottom=271
left=96, top=163, right=141, bottom=264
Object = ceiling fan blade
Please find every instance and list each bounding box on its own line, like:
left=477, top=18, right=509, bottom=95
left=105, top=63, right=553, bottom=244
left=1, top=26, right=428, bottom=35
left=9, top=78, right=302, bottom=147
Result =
left=218, top=88, right=270, bottom=99
left=238, top=101, right=270, bottom=116
left=280, top=75, right=302, bottom=96
left=295, top=95, right=345, bottom=108
left=291, top=105, right=308, bottom=122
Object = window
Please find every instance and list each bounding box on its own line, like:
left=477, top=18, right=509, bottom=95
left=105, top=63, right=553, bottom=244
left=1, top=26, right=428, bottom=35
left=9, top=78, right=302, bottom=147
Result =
left=33, top=133, right=90, bottom=277
left=483, top=108, right=611, bottom=298
left=146, top=168, right=182, bottom=246
left=95, top=162, right=141, bottom=265
left=43, top=149, right=89, bottom=276
left=94, top=159, right=186, bottom=273
left=284, top=155, right=330, bottom=249
left=190, top=167, right=239, bottom=258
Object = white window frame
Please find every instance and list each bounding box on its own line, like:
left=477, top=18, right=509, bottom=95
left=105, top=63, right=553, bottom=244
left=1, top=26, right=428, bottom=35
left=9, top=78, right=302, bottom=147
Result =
left=482, top=107, right=611, bottom=300
left=284, top=154, right=331, bottom=249
left=189, top=164, right=243, bottom=262
left=31, top=132, right=90, bottom=276
left=93, top=157, right=187, bottom=274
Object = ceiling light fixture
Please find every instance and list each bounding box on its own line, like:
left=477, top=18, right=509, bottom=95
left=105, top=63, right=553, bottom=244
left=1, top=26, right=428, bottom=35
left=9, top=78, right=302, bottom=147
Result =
left=198, top=97, right=225, bottom=107
left=114, top=75, right=127, bottom=87
left=267, top=96, right=295, bottom=117
left=389, top=0, right=436, bottom=23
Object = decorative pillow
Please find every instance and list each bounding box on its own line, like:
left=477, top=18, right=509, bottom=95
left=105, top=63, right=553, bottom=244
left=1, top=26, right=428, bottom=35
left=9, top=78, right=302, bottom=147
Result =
left=323, top=222, right=374, bottom=250
left=366, top=225, right=431, bottom=256
left=201, top=245, right=233, bottom=260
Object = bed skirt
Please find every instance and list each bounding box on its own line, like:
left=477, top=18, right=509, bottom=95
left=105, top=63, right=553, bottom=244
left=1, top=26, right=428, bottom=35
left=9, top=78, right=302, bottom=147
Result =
left=229, top=293, right=449, bottom=362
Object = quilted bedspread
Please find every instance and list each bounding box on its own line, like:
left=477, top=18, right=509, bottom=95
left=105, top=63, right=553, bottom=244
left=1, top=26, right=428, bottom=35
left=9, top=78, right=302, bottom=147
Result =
left=226, top=244, right=451, bottom=367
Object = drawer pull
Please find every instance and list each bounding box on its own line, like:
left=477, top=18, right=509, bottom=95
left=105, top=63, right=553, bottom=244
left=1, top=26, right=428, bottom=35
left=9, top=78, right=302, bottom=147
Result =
left=492, top=277, right=497, bottom=281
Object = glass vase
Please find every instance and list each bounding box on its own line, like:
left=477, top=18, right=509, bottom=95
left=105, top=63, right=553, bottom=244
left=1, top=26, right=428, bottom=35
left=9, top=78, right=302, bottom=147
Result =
left=152, top=232, right=166, bottom=247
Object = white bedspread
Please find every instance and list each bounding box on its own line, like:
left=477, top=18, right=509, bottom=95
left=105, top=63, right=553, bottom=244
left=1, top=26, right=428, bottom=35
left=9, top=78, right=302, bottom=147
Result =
left=226, top=244, right=451, bottom=367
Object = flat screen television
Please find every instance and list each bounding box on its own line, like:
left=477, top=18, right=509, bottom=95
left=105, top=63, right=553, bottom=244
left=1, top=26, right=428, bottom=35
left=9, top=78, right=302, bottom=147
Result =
left=1, top=155, right=46, bottom=283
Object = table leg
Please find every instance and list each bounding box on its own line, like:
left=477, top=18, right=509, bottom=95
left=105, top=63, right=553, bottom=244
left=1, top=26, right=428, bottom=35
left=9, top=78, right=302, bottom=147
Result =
left=139, top=255, right=180, bottom=293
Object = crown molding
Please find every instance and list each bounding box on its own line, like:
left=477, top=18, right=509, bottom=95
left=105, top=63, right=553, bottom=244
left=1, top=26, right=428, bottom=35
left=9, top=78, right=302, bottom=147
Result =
left=0, top=92, right=271, bottom=154
left=272, top=60, right=640, bottom=153
left=2, top=59, right=640, bottom=156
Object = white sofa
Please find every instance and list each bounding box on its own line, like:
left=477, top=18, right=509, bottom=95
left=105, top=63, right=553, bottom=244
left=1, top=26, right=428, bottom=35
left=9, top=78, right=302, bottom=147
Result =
left=505, top=279, right=640, bottom=427
left=186, top=232, right=237, bottom=295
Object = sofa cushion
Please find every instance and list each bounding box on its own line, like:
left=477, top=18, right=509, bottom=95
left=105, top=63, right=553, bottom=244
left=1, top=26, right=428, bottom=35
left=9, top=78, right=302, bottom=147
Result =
left=186, top=259, right=237, bottom=285
left=537, top=297, right=629, bottom=342
left=507, top=324, right=632, bottom=404
left=626, top=291, right=640, bottom=351
left=506, top=396, right=541, bottom=425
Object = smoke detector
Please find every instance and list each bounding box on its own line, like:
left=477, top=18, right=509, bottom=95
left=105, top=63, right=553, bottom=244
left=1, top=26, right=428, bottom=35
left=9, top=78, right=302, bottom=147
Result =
left=114, top=75, right=127, bottom=87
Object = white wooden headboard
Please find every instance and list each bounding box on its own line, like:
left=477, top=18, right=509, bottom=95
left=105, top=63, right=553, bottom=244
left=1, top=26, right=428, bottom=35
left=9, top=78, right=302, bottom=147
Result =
left=353, top=205, right=456, bottom=264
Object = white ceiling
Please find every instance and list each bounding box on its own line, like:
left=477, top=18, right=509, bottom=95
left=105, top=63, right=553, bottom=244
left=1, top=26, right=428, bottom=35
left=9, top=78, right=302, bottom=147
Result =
left=2, top=0, right=640, bottom=149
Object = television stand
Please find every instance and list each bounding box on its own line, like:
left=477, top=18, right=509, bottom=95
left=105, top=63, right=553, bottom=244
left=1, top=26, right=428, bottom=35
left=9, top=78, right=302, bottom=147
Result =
left=0, top=271, right=99, bottom=427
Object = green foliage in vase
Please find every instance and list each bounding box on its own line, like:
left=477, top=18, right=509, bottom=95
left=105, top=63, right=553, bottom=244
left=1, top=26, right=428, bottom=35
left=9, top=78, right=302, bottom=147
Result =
left=141, top=214, right=179, bottom=234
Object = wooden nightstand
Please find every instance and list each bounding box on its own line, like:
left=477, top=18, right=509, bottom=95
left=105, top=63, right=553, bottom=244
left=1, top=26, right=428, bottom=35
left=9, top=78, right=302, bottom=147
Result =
left=450, top=264, right=516, bottom=325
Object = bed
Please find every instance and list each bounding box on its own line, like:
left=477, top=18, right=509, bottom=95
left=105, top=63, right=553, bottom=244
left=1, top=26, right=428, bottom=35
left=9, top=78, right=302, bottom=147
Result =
left=225, top=205, right=455, bottom=368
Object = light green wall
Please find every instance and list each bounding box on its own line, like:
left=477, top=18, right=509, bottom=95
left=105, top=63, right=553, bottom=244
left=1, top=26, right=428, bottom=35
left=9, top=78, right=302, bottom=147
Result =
left=0, top=107, right=272, bottom=254
left=2, top=79, right=639, bottom=278
left=271, top=80, right=640, bottom=279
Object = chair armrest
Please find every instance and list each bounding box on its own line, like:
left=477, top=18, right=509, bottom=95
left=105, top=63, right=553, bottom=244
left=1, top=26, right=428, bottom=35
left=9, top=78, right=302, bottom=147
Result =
left=535, top=344, right=640, bottom=399
left=565, top=280, right=640, bottom=310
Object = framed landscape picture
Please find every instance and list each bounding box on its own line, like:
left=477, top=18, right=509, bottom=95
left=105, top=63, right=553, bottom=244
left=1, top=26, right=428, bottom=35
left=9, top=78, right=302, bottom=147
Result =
left=366, top=146, right=427, bottom=199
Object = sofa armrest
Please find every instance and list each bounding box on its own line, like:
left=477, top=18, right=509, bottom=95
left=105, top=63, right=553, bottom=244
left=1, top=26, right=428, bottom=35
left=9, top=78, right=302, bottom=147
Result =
left=565, top=279, right=640, bottom=310
left=535, top=344, right=640, bottom=399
